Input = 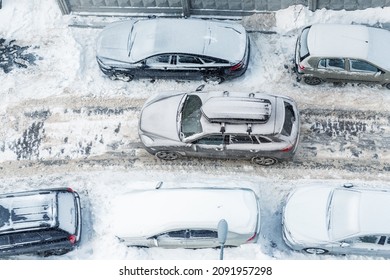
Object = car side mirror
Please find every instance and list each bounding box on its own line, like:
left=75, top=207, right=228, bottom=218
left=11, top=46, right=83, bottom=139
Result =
left=153, top=238, right=159, bottom=247
left=340, top=242, right=350, bottom=248
left=191, top=144, right=198, bottom=152
left=196, top=84, right=205, bottom=92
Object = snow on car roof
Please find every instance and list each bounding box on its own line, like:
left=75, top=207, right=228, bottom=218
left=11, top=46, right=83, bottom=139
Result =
left=331, top=188, right=390, bottom=240
left=196, top=92, right=283, bottom=136
left=129, top=18, right=247, bottom=63
left=0, top=191, right=57, bottom=232
left=111, top=188, right=259, bottom=238
left=307, top=24, right=390, bottom=70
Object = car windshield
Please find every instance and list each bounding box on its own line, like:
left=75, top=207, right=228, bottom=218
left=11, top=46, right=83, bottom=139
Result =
left=179, top=95, right=203, bottom=139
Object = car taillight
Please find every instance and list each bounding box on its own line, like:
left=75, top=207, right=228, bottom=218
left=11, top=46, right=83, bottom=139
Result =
left=230, top=60, right=244, bottom=71
left=246, top=233, right=257, bottom=243
left=298, top=64, right=305, bottom=70
left=281, top=145, right=294, bottom=152
left=68, top=235, right=77, bottom=244
left=66, top=187, right=74, bottom=193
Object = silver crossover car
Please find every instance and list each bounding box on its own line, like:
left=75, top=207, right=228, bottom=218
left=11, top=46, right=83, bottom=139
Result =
left=96, top=18, right=249, bottom=83
left=139, top=90, right=300, bottom=165
left=111, top=186, right=261, bottom=249
left=295, top=23, right=390, bottom=89
left=283, top=184, right=390, bottom=256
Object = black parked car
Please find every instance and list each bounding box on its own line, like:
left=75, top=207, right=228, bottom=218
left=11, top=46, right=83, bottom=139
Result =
left=96, top=18, right=250, bottom=84
left=0, top=188, right=82, bottom=257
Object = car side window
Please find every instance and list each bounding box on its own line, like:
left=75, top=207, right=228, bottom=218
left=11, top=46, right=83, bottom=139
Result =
left=229, top=135, right=259, bottom=144
left=358, top=235, right=379, bottom=244
left=257, top=136, right=272, bottom=143
left=193, top=134, right=225, bottom=145
left=349, top=59, right=379, bottom=73
left=190, top=230, right=218, bottom=239
left=0, top=235, right=11, bottom=248
left=146, top=55, right=171, bottom=66
left=177, top=55, right=202, bottom=65
left=318, top=58, right=345, bottom=70
left=166, top=230, right=188, bottom=239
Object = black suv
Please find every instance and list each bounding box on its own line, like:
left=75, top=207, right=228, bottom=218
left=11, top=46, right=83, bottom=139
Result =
left=0, top=188, right=82, bottom=257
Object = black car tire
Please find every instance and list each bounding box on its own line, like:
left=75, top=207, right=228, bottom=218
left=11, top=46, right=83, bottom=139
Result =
left=110, top=71, right=134, bottom=82
left=303, top=76, right=322, bottom=86
left=251, top=156, right=277, bottom=166
left=303, top=248, right=328, bottom=255
left=385, top=83, right=390, bottom=90
left=203, top=75, right=224, bottom=84
left=155, top=151, right=180, bottom=161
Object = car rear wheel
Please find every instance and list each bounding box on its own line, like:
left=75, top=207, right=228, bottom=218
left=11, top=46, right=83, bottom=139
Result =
left=303, top=76, right=322, bottom=86
left=303, top=248, right=328, bottom=254
left=155, top=151, right=179, bottom=161
left=203, top=75, right=224, bottom=84
left=251, top=156, right=277, bottom=166
left=110, top=71, right=134, bottom=82
left=384, top=83, right=390, bottom=90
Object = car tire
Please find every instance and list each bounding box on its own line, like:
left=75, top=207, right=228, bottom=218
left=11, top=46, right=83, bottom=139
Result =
left=203, top=75, right=224, bottom=84
left=251, top=156, right=277, bottom=166
left=303, top=248, right=328, bottom=254
left=303, top=76, right=322, bottom=86
left=384, top=83, right=390, bottom=90
left=155, top=151, right=180, bottom=161
left=110, top=71, right=134, bottom=82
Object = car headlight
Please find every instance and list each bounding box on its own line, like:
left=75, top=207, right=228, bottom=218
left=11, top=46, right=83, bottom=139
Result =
left=140, top=134, right=154, bottom=146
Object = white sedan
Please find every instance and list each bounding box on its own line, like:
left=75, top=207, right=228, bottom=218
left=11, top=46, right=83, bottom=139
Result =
left=282, top=184, right=390, bottom=256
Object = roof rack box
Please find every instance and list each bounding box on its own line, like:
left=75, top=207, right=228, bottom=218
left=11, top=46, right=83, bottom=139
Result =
left=202, top=96, right=271, bottom=124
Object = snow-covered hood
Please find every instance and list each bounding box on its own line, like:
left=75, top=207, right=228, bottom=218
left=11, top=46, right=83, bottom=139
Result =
left=139, top=93, right=183, bottom=141
left=96, top=20, right=135, bottom=62
left=283, top=187, right=333, bottom=245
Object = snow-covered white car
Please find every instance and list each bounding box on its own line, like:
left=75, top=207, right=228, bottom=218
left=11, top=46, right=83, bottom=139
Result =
left=111, top=186, right=261, bottom=249
left=139, top=90, right=300, bottom=166
left=96, top=18, right=249, bottom=83
left=282, top=184, right=390, bottom=256
left=295, top=23, right=390, bottom=89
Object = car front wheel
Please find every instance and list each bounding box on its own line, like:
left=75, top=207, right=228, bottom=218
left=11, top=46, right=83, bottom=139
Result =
left=251, top=156, right=277, bottom=166
left=303, top=76, right=322, bottom=86
left=155, top=151, right=179, bottom=161
left=110, top=71, right=134, bottom=82
left=203, top=75, right=224, bottom=84
left=303, top=248, right=328, bottom=254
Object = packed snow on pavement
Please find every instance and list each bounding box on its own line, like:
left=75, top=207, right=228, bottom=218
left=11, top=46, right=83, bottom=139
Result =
left=0, top=0, right=390, bottom=260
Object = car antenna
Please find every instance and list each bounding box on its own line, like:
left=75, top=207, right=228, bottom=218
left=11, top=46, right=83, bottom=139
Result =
left=155, top=181, right=163, bottom=189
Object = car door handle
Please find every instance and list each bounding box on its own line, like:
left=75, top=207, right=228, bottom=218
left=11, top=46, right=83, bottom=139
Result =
left=250, top=149, right=259, bottom=153
left=215, top=147, right=224, bottom=151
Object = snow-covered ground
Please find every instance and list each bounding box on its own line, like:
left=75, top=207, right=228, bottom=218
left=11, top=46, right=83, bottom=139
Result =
left=0, top=0, right=390, bottom=260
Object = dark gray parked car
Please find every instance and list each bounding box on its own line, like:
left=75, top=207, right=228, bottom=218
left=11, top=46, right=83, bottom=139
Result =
left=96, top=18, right=249, bottom=84
left=139, top=90, right=300, bottom=165
left=0, top=188, right=82, bottom=257
left=295, top=23, right=390, bottom=89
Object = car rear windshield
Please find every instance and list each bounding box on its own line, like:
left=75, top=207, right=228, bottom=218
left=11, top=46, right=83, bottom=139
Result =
left=57, top=192, right=77, bottom=234
left=180, top=95, right=203, bottom=138
left=281, top=101, right=296, bottom=136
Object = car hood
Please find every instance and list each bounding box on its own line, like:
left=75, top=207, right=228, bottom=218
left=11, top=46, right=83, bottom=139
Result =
left=96, top=20, right=135, bottom=62
left=283, top=187, right=333, bottom=245
left=139, top=93, right=183, bottom=141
